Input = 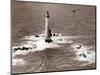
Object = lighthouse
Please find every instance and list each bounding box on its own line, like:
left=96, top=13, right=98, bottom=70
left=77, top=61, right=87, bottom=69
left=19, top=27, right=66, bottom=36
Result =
left=44, top=11, right=52, bottom=43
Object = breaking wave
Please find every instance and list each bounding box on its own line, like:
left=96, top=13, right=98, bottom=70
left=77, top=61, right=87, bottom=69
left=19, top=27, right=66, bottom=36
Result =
left=71, top=44, right=95, bottom=65
left=12, top=33, right=95, bottom=66
left=12, top=33, right=75, bottom=66
left=12, top=33, right=74, bottom=56
left=12, top=58, right=27, bottom=66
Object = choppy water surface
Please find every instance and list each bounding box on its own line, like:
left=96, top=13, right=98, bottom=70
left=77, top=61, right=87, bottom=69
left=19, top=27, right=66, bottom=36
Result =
left=12, top=33, right=95, bottom=73
left=12, top=1, right=96, bottom=73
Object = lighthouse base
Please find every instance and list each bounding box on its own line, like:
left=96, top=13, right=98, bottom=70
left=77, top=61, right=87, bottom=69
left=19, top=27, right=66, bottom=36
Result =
left=45, top=38, right=53, bottom=43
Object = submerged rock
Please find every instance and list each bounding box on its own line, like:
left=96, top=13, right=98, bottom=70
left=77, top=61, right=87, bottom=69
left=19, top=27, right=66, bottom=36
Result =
left=34, top=35, right=39, bottom=37
left=79, top=53, right=87, bottom=58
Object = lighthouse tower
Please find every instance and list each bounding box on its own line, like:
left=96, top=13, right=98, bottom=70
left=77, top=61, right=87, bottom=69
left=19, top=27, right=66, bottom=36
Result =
left=45, top=11, right=52, bottom=43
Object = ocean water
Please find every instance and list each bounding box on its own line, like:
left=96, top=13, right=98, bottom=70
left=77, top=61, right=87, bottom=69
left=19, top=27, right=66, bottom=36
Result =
left=12, top=33, right=95, bottom=69
left=12, top=1, right=96, bottom=73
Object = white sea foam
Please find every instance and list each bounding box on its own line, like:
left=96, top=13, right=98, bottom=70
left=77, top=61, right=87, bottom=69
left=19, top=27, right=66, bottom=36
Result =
left=12, top=58, right=27, bottom=66
left=12, top=33, right=74, bottom=56
left=51, top=36, right=73, bottom=44
left=12, top=33, right=95, bottom=67
left=71, top=44, right=95, bottom=64
left=12, top=49, right=32, bottom=56
left=12, top=40, right=60, bottom=57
